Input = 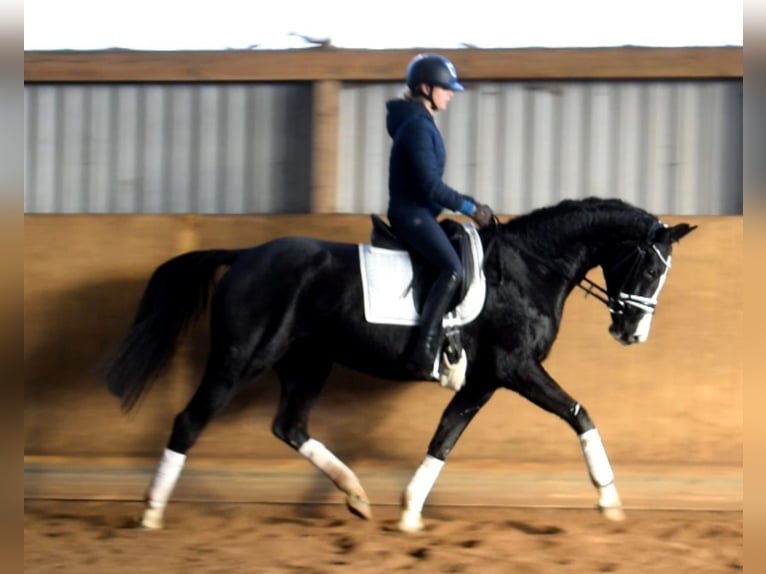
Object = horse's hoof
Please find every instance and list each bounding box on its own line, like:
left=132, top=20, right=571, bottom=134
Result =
left=599, top=506, right=626, bottom=522
left=346, top=493, right=373, bottom=520
left=138, top=508, right=164, bottom=530
left=398, top=511, right=424, bottom=533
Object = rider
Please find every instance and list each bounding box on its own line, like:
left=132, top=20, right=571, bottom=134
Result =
left=385, top=53, right=495, bottom=379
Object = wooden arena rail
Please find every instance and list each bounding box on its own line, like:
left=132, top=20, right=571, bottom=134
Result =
left=24, top=47, right=742, bottom=83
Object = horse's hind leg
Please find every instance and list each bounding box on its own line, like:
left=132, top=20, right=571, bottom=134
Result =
left=513, top=361, right=625, bottom=521
left=271, top=344, right=372, bottom=520
left=140, top=349, right=255, bottom=529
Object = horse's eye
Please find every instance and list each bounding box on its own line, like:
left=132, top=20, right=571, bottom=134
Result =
left=644, top=268, right=659, bottom=279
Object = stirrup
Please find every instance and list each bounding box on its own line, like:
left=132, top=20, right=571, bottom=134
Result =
left=434, top=326, right=466, bottom=391
left=438, top=349, right=467, bottom=391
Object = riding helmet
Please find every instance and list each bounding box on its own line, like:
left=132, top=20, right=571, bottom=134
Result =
left=405, top=54, right=464, bottom=92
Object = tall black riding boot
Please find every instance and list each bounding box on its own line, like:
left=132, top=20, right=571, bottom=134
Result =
left=407, top=271, right=462, bottom=378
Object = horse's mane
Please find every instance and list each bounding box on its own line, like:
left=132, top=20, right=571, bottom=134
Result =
left=501, top=197, right=657, bottom=247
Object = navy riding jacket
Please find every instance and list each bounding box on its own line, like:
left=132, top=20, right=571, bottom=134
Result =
left=385, top=99, right=475, bottom=221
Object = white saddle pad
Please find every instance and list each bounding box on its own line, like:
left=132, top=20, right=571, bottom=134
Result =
left=358, top=223, right=486, bottom=327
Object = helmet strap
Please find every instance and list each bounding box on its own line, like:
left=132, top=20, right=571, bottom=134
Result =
left=414, top=84, right=437, bottom=111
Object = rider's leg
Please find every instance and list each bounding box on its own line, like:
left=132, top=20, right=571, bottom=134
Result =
left=389, top=215, right=464, bottom=379
left=407, top=269, right=461, bottom=377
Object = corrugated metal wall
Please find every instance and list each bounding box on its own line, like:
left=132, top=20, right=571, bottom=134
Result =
left=338, top=80, right=742, bottom=216
left=24, top=79, right=742, bottom=215
left=24, top=83, right=313, bottom=213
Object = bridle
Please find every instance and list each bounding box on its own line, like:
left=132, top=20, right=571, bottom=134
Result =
left=579, top=242, right=671, bottom=316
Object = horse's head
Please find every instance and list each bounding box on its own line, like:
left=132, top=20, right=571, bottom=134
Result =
left=601, top=221, right=697, bottom=345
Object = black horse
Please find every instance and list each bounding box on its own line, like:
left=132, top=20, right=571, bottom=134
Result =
left=104, top=197, right=696, bottom=532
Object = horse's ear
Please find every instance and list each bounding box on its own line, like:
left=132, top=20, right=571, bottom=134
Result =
left=651, top=222, right=697, bottom=244
left=668, top=223, right=698, bottom=243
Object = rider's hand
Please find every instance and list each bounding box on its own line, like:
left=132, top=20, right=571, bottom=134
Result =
left=471, top=203, right=495, bottom=227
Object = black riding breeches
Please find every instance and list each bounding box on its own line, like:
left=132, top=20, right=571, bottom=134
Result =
left=388, top=210, right=464, bottom=281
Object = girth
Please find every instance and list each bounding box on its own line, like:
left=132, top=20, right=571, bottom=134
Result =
left=369, top=214, right=476, bottom=312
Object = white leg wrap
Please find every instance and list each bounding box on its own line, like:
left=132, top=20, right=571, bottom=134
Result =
left=403, top=455, right=445, bottom=515
left=579, top=429, right=614, bottom=488
left=598, top=482, right=622, bottom=508
left=298, top=438, right=362, bottom=493
left=145, top=448, right=186, bottom=510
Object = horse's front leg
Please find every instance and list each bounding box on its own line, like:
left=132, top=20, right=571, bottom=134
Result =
left=512, top=360, right=625, bottom=521
left=399, top=383, right=495, bottom=533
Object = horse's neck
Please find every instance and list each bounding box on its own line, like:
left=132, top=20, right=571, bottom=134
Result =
left=548, top=206, right=648, bottom=258
left=491, top=203, right=654, bottom=315
left=506, top=210, right=646, bottom=287
left=509, top=232, right=591, bottom=286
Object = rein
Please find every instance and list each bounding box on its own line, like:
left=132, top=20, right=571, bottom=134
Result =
left=577, top=277, right=611, bottom=307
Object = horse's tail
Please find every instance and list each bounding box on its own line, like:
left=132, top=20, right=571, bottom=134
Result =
left=103, top=249, right=239, bottom=412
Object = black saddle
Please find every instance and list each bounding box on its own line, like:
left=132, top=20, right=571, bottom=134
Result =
left=369, top=214, right=476, bottom=313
